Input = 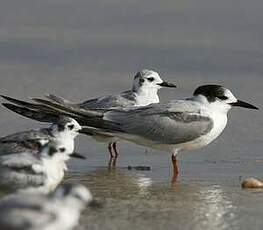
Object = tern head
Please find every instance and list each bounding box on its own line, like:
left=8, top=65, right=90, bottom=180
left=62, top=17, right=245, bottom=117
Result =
left=39, top=143, right=86, bottom=161
left=193, top=85, right=258, bottom=112
left=132, top=69, right=176, bottom=92
left=53, top=183, right=93, bottom=204
left=39, top=143, right=67, bottom=160
left=52, top=116, right=81, bottom=138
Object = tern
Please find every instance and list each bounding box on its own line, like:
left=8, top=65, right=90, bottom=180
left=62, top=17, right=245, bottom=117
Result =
left=0, top=142, right=85, bottom=193
left=0, top=183, right=92, bottom=230
left=79, top=84, right=257, bottom=181
left=10, top=85, right=258, bottom=182
left=1, top=69, right=176, bottom=166
left=0, top=116, right=83, bottom=159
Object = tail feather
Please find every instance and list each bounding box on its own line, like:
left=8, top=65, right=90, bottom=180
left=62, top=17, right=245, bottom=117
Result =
left=1, top=95, right=122, bottom=135
left=32, top=98, right=102, bottom=118
left=1, top=95, right=39, bottom=109
left=1, top=95, right=57, bottom=113
left=44, top=94, right=72, bottom=105
left=2, top=103, right=60, bottom=123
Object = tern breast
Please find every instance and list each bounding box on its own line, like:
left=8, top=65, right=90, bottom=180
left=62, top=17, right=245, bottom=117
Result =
left=176, top=109, right=228, bottom=151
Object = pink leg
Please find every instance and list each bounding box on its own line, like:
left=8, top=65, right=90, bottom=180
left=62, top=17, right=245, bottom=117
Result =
left=107, top=142, right=114, bottom=169
left=112, top=142, right=119, bottom=167
left=171, top=152, right=179, bottom=183
left=112, top=142, right=119, bottom=158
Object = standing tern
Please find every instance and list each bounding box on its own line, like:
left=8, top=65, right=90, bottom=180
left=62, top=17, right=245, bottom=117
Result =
left=0, top=183, right=92, bottom=230
left=1, top=69, right=176, bottom=166
left=74, top=85, right=258, bottom=181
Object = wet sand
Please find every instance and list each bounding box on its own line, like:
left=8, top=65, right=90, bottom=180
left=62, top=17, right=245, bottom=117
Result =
left=66, top=169, right=263, bottom=230
left=0, top=0, right=263, bottom=229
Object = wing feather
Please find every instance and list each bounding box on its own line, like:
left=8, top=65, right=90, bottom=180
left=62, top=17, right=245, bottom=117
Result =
left=103, top=101, right=213, bottom=145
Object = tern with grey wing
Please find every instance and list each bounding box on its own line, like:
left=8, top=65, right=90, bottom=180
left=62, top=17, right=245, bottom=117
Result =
left=1, top=69, right=176, bottom=167
left=75, top=85, right=258, bottom=182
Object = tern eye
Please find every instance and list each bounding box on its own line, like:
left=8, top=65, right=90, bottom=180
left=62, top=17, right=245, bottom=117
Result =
left=139, top=78, right=145, bottom=83
left=147, top=77, right=155, bottom=82
left=68, top=124, right=74, bottom=130
left=59, top=147, right=66, bottom=153
left=217, top=96, right=228, bottom=100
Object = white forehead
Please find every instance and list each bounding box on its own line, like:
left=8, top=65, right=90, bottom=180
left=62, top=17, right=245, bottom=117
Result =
left=141, top=69, right=162, bottom=81
left=224, top=88, right=237, bottom=102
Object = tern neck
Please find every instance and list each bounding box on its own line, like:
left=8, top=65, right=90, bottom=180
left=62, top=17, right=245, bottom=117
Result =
left=133, top=87, right=160, bottom=106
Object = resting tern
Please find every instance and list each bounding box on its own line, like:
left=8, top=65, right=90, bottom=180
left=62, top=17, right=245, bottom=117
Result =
left=0, top=116, right=83, bottom=158
left=0, top=142, right=85, bottom=193
left=0, top=183, right=92, bottom=230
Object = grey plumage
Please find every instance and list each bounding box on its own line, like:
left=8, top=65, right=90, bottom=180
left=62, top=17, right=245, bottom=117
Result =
left=1, top=69, right=175, bottom=124
left=2, top=103, right=59, bottom=123
left=0, top=116, right=81, bottom=158
left=0, top=152, right=46, bottom=192
left=79, top=90, right=139, bottom=109
left=0, top=129, right=52, bottom=155
left=1, top=96, right=214, bottom=148
left=0, top=184, right=92, bottom=230
left=0, top=141, right=75, bottom=193
left=81, top=100, right=214, bottom=146
left=1, top=69, right=177, bottom=163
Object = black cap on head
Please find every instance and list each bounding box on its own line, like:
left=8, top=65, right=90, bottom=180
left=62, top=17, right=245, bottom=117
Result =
left=193, top=85, right=226, bottom=102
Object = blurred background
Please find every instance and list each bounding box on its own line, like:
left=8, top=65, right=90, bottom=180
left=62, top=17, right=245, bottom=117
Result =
left=1, top=1, right=263, bottom=229
left=0, top=0, right=262, bottom=177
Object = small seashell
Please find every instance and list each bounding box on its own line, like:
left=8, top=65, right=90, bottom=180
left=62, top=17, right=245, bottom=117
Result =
left=241, top=177, right=263, bottom=189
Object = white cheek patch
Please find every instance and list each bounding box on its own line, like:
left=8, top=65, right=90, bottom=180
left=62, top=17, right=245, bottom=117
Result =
left=151, top=73, right=162, bottom=84
left=224, top=89, right=237, bottom=103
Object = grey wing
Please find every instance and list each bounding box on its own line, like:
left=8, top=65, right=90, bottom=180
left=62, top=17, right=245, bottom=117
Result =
left=105, top=102, right=213, bottom=144
left=0, top=152, right=41, bottom=168
left=79, top=90, right=136, bottom=109
left=0, top=142, right=39, bottom=155
left=0, top=153, right=46, bottom=189
left=0, top=129, right=52, bottom=143
left=0, top=129, right=52, bottom=155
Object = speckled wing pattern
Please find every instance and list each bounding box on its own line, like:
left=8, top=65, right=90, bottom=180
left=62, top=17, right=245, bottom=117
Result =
left=0, top=129, right=53, bottom=155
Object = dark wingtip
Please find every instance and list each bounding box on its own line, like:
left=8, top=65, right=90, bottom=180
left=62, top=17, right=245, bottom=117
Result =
left=1, top=95, right=11, bottom=100
left=2, top=102, right=17, bottom=110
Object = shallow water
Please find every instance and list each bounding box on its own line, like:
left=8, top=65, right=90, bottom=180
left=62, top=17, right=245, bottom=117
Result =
left=65, top=168, right=263, bottom=230
left=0, top=0, right=263, bottom=229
